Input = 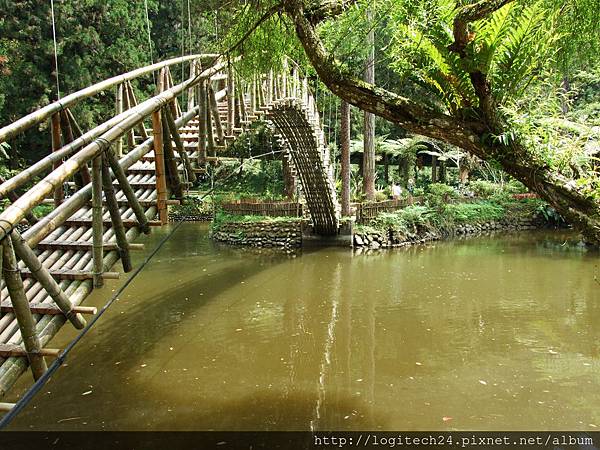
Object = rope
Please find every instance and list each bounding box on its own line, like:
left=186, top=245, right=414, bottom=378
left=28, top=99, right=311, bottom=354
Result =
left=50, top=0, right=61, bottom=100
left=0, top=218, right=186, bottom=429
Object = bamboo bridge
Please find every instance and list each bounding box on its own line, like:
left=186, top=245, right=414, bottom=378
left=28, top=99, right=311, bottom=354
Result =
left=0, top=55, right=340, bottom=412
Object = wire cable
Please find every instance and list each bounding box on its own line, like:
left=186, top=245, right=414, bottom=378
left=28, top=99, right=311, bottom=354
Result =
left=50, top=0, right=61, bottom=100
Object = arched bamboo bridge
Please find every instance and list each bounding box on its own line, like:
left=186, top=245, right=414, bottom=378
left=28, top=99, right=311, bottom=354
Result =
left=0, top=55, right=339, bottom=409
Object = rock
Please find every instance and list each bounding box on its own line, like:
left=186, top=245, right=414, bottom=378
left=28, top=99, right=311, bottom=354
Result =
left=370, top=241, right=381, bottom=249
left=354, top=234, right=364, bottom=246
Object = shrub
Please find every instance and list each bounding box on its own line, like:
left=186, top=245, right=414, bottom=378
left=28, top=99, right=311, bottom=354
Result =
left=444, top=201, right=505, bottom=223
left=469, top=180, right=501, bottom=198
left=427, top=183, right=458, bottom=208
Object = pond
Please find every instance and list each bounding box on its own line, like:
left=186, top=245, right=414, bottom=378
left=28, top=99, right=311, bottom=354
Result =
left=5, top=224, right=600, bottom=431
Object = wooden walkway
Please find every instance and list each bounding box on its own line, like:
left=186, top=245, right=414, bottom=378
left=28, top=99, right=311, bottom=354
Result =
left=0, top=57, right=339, bottom=407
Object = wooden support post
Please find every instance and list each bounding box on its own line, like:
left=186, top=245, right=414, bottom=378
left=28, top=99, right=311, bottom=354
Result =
left=208, top=85, right=224, bottom=144
left=227, top=62, right=235, bottom=135
left=9, top=229, right=87, bottom=329
left=205, top=88, right=216, bottom=158
left=282, top=59, right=288, bottom=98
left=267, top=70, right=273, bottom=104
left=2, top=237, right=48, bottom=380
left=250, top=76, right=257, bottom=114
left=160, top=109, right=184, bottom=200
left=101, top=153, right=132, bottom=272
left=51, top=113, right=64, bottom=207
left=165, top=106, right=197, bottom=183
left=115, top=84, right=124, bottom=157
left=234, top=91, right=242, bottom=128
left=91, top=155, right=104, bottom=288
left=198, top=80, right=208, bottom=165
left=104, top=148, right=151, bottom=234
left=151, top=110, right=169, bottom=224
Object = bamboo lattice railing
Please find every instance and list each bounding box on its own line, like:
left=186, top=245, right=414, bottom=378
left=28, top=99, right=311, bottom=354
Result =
left=0, top=55, right=339, bottom=410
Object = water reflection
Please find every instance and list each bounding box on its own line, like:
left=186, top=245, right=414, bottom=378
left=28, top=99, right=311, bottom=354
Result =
left=6, top=226, right=600, bottom=431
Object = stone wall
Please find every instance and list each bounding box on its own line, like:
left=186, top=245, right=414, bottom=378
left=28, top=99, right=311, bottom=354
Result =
left=354, top=216, right=540, bottom=249
left=212, top=219, right=303, bottom=249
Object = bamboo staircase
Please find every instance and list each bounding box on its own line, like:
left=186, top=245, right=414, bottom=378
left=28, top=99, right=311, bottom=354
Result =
left=0, top=56, right=339, bottom=409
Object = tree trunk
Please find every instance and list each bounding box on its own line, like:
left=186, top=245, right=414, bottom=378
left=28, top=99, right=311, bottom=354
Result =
left=439, top=160, right=447, bottom=183
left=383, top=152, right=389, bottom=184
left=362, top=7, right=376, bottom=201
left=431, top=155, right=437, bottom=183
left=399, top=157, right=410, bottom=188
left=282, top=153, right=296, bottom=199
left=340, top=100, right=351, bottom=216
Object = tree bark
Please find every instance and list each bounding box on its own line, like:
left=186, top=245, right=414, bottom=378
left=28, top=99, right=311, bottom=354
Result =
left=282, top=0, right=600, bottom=244
left=340, top=99, right=351, bottom=216
left=362, top=6, right=376, bottom=201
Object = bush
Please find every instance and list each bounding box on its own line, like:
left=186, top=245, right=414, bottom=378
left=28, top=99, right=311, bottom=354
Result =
left=469, top=180, right=501, bottom=198
left=427, top=183, right=458, bottom=208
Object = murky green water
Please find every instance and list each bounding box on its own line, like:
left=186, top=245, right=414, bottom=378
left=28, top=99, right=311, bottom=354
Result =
left=5, top=224, right=600, bottom=430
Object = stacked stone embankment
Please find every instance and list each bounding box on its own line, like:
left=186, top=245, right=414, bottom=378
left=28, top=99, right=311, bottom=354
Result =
left=212, top=219, right=303, bottom=249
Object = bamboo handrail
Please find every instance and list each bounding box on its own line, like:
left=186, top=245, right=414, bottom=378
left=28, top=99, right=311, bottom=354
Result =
left=0, top=54, right=218, bottom=144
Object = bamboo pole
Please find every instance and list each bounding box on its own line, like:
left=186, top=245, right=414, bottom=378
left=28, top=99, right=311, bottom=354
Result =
left=187, top=60, right=197, bottom=110
left=198, top=80, right=208, bottom=165
left=115, top=84, right=124, bottom=157
left=160, top=109, right=184, bottom=200
left=164, top=106, right=196, bottom=183
left=250, top=76, right=257, bottom=114
left=51, top=113, right=64, bottom=207
left=208, top=85, right=224, bottom=144
left=151, top=111, right=169, bottom=224
left=104, top=148, right=151, bottom=234
left=91, top=155, right=104, bottom=288
left=227, top=62, right=235, bottom=135
left=120, top=84, right=136, bottom=152
left=267, top=70, right=273, bottom=104
left=1, top=238, right=48, bottom=380
left=0, top=176, right=38, bottom=226
left=124, top=81, right=149, bottom=140
left=9, top=229, right=87, bottom=329
left=101, top=153, right=132, bottom=272
left=206, top=88, right=215, bottom=157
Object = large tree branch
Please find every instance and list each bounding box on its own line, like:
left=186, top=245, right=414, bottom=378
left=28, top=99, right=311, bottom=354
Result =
left=305, top=0, right=357, bottom=24
left=282, top=0, right=487, bottom=156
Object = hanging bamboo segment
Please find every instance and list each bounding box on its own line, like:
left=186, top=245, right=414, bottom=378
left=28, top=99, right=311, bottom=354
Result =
left=9, top=229, right=87, bottom=329
left=60, top=109, right=92, bottom=188
left=197, top=80, right=208, bottom=165
left=1, top=237, right=48, bottom=380
left=208, top=85, right=224, bottom=144
left=121, top=84, right=136, bottom=151
left=104, top=148, right=151, bottom=234
left=91, top=155, right=104, bottom=288
left=101, top=153, right=132, bottom=272
left=51, top=113, right=64, bottom=207
left=151, top=110, right=169, bottom=224
left=160, top=109, right=184, bottom=200
left=124, top=81, right=149, bottom=140
left=164, top=106, right=196, bottom=183
left=227, top=62, right=235, bottom=136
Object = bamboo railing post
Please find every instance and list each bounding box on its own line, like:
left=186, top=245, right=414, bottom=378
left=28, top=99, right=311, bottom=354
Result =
left=151, top=110, right=169, bottom=224
left=187, top=60, right=197, bottom=110
left=227, top=62, right=235, bottom=136
left=160, top=109, right=184, bottom=200
left=208, top=84, right=224, bottom=144
left=64, top=109, right=92, bottom=186
left=51, top=113, right=64, bottom=207
left=165, top=106, right=197, bottom=183
left=91, top=155, right=104, bottom=288
left=121, top=84, right=136, bottom=151
left=115, top=84, right=124, bottom=157
left=234, top=91, right=241, bottom=129
left=250, top=76, right=257, bottom=114
left=104, top=148, right=151, bottom=234
left=282, top=59, right=288, bottom=98
left=198, top=80, right=208, bottom=165
left=9, top=228, right=87, bottom=328
left=1, top=237, right=48, bottom=380
left=101, top=153, right=132, bottom=272
left=205, top=88, right=215, bottom=158
left=267, top=70, right=273, bottom=104
left=60, top=110, right=88, bottom=189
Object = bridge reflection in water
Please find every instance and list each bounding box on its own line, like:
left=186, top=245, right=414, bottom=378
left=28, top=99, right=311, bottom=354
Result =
left=6, top=225, right=599, bottom=431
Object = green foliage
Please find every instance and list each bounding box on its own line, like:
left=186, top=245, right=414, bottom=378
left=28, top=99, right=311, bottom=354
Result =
left=445, top=201, right=505, bottom=224
left=427, top=182, right=457, bottom=207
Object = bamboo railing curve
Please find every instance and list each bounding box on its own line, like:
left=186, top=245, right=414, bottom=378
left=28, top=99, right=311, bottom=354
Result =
left=0, top=54, right=219, bottom=144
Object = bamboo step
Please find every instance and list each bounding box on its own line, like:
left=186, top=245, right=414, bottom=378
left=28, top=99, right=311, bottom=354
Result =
left=0, top=303, right=97, bottom=316
left=64, top=219, right=162, bottom=228
left=37, top=241, right=145, bottom=252
left=20, top=269, right=120, bottom=281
